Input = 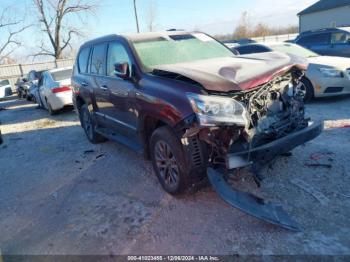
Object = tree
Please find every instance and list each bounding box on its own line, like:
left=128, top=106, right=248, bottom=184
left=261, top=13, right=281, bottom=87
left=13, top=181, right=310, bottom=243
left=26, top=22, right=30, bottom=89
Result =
left=33, top=0, right=97, bottom=59
left=0, top=6, right=30, bottom=64
left=133, top=0, right=140, bottom=33
left=146, top=0, right=157, bottom=32
left=253, top=23, right=270, bottom=37
left=233, top=11, right=252, bottom=39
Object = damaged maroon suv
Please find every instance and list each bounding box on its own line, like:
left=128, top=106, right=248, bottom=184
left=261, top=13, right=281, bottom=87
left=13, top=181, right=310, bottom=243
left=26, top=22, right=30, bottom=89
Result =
left=72, top=31, right=322, bottom=230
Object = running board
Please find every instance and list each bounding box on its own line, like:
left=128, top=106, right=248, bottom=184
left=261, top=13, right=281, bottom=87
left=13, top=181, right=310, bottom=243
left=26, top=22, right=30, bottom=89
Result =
left=207, top=168, right=301, bottom=231
left=96, top=127, right=143, bottom=153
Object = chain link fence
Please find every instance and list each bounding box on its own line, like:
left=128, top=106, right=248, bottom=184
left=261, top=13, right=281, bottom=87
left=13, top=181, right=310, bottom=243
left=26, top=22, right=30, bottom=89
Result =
left=0, top=58, right=75, bottom=91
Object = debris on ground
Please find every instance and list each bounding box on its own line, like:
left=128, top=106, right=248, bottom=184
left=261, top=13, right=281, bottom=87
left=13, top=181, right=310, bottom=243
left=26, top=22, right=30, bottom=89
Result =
left=290, top=178, right=330, bottom=205
left=83, top=149, right=95, bottom=154
left=305, top=163, right=332, bottom=168
left=324, top=120, right=350, bottom=129
left=305, top=151, right=334, bottom=169
left=95, top=153, right=105, bottom=160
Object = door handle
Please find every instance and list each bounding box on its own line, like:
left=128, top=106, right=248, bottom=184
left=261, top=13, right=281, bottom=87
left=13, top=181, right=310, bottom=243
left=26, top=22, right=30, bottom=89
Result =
left=81, top=82, right=88, bottom=87
left=101, top=84, right=109, bottom=90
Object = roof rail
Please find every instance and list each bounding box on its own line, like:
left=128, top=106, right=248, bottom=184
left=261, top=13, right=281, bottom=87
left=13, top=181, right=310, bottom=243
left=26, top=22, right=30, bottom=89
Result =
left=300, top=28, right=339, bottom=34
left=166, top=28, right=185, bottom=31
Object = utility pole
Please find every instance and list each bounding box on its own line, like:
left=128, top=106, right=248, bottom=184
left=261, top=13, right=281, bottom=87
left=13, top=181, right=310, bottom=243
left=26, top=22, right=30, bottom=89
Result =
left=133, top=0, right=140, bottom=33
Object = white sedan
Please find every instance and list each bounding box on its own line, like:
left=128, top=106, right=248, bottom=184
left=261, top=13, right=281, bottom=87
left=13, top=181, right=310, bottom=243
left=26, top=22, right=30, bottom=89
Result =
left=0, top=79, right=13, bottom=99
left=39, top=67, right=73, bottom=115
left=232, top=42, right=350, bottom=101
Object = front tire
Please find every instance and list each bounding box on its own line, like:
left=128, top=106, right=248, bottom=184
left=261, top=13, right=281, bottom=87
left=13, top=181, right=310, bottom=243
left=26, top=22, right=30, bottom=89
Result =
left=150, top=126, right=190, bottom=195
left=300, top=77, right=314, bottom=102
left=80, top=104, right=106, bottom=144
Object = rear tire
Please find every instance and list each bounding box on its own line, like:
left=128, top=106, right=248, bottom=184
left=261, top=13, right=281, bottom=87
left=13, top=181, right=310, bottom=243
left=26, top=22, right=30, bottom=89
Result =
left=80, top=104, right=106, bottom=144
left=150, top=126, right=190, bottom=195
left=47, top=102, right=56, bottom=115
left=300, top=77, right=314, bottom=102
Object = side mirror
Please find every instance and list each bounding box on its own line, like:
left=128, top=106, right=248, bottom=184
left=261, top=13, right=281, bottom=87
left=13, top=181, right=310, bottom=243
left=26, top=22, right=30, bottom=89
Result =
left=114, top=62, right=130, bottom=79
left=31, top=79, right=39, bottom=86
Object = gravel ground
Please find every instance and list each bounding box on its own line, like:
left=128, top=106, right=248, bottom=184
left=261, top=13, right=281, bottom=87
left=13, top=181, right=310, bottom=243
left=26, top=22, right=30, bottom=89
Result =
left=0, top=96, right=349, bottom=255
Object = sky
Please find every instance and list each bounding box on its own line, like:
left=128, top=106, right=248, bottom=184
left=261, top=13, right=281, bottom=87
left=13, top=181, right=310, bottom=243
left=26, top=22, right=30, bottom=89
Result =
left=0, top=0, right=318, bottom=61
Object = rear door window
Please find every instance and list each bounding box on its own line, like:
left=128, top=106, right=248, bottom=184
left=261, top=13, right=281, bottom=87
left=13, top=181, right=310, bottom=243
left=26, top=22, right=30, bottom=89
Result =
left=298, top=33, right=330, bottom=45
left=236, top=45, right=271, bottom=55
left=78, top=47, right=91, bottom=74
left=90, top=44, right=107, bottom=75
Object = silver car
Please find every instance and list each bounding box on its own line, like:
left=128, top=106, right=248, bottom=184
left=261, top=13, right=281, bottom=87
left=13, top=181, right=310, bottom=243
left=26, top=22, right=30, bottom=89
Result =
left=232, top=42, right=350, bottom=101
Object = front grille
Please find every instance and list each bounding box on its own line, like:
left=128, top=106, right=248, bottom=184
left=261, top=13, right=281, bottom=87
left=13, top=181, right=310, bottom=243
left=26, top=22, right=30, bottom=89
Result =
left=325, top=86, right=344, bottom=93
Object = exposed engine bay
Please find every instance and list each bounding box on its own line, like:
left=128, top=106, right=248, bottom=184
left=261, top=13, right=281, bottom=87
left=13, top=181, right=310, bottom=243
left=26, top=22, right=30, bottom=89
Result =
left=194, top=68, right=310, bottom=169
left=234, top=69, right=309, bottom=147
left=199, top=69, right=323, bottom=232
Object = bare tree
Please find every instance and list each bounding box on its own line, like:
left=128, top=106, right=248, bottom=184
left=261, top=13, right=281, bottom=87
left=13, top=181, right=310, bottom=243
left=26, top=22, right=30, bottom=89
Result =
left=233, top=11, right=252, bottom=39
left=146, top=0, right=157, bottom=32
left=33, top=0, right=97, bottom=59
left=253, top=23, right=270, bottom=37
left=0, top=6, right=30, bottom=64
left=133, top=0, right=140, bottom=33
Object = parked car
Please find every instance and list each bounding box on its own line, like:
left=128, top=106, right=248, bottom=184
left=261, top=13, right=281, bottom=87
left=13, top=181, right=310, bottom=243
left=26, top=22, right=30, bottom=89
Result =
left=232, top=42, right=350, bottom=100
left=38, top=67, right=73, bottom=115
left=15, top=77, right=30, bottom=99
left=28, top=70, right=45, bottom=106
left=0, top=79, right=13, bottom=99
left=72, top=31, right=322, bottom=230
left=295, top=27, right=350, bottom=57
left=223, top=38, right=256, bottom=46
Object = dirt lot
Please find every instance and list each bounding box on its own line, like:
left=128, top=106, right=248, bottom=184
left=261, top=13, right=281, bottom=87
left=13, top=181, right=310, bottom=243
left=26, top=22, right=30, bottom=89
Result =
left=0, top=96, right=349, bottom=255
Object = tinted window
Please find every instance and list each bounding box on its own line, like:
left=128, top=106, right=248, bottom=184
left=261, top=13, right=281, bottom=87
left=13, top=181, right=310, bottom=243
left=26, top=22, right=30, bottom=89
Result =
left=38, top=72, right=45, bottom=86
left=298, top=33, right=330, bottom=45
left=90, top=44, right=107, bottom=75
left=0, top=80, right=10, bottom=86
left=107, top=42, right=131, bottom=77
left=236, top=44, right=271, bottom=55
left=51, top=69, right=73, bottom=81
left=28, top=71, right=37, bottom=81
left=78, top=47, right=91, bottom=73
left=331, top=32, right=350, bottom=44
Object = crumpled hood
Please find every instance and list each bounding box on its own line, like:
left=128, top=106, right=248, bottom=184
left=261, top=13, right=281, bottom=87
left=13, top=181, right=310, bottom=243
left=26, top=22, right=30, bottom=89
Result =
left=307, top=56, right=350, bottom=70
left=153, top=52, right=307, bottom=92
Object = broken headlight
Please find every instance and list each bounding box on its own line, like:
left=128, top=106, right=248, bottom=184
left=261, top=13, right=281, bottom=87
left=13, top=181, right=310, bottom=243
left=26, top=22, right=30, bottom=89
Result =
left=186, top=93, right=248, bottom=127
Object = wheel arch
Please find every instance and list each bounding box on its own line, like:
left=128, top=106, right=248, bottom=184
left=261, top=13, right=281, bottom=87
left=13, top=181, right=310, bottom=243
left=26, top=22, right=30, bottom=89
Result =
left=139, top=114, right=173, bottom=159
left=301, top=75, right=315, bottom=101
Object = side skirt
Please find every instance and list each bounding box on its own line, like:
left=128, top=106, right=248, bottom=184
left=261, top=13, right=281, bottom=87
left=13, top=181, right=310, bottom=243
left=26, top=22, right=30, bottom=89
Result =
left=96, top=126, right=143, bottom=153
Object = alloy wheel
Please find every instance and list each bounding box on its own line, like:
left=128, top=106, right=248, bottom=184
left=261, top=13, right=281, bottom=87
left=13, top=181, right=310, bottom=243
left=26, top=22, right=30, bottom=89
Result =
left=83, top=109, right=93, bottom=140
left=154, top=140, right=180, bottom=190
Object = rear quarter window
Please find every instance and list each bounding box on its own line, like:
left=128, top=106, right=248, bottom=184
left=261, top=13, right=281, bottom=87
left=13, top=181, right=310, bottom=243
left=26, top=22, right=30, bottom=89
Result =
left=78, top=47, right=91, bottom=74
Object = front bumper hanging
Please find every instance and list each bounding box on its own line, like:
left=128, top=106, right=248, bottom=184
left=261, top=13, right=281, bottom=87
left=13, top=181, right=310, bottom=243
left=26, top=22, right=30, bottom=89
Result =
left=208, top=168, right=300, bottom=231
left=207, top=121, right=323, bottom=231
